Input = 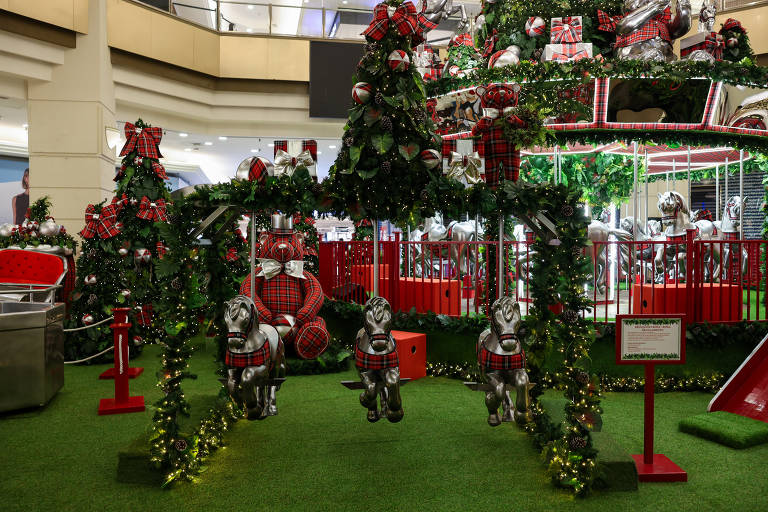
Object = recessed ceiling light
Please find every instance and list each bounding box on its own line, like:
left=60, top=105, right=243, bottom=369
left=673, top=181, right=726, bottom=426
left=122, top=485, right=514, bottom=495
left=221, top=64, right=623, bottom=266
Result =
left=246, top=28, right=253, bottom=33
left=268, top=143, right=274, bottom=147
left=22, top=123, right=28, bottom=129
left=342, top=0, right=348, bottom=4
left=218, top=136, right=227, bottom=141
left=328, top=145, right=337, bottom=149
left=184, top=148, right=192, bottom=152
left=316, top=151, right=322, bottom=155
left=204, top=141, right=213, bottom=146
left=248, top=4, right=254, bottom=9
left=179, top=132, right=188, bottom=137
left=251, top=149, right=259, bottom=153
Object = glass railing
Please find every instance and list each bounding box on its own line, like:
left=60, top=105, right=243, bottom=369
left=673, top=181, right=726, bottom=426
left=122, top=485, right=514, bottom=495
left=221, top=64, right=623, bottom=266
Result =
left=133, top=0, right=481, bottom=44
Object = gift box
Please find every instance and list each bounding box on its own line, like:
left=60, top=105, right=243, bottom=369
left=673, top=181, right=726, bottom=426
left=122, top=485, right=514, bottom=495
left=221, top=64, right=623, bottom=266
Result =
left=441, top=138, right=484, bottom=187
left=273, top=140, right=317, bottom=180
left=680, top=31, right=724, bottom=60
left=550, top=16, right=582, bottom=44
left=544, top=43, right=593, bottom=62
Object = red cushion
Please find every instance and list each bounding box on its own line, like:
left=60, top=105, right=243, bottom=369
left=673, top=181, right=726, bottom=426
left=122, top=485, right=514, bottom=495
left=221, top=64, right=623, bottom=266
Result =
left=0, top=249, right=66, bottom=285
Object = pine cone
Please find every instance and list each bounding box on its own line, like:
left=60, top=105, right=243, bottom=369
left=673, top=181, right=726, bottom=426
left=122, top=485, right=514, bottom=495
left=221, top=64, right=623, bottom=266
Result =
left=344, top=136, right=354, bottom=147
left=87, top=294, right=98, bottom=306
left=575, top=371, right=590, bottom=385
left=375, top=92, right=385, bottom=105
left=311, top=182, right=324, bottom=196
left=381, top=116, right=393, bottom=132
left=569, top=435, right=587, bottom=450
left=561, top=309, right=579, bottom=323
left=561, top=205, right=574, bottom=217
left=171, top=277, right=182, bottom=290
left=381, top=160, right=391, bottom=173
left=365, top=42, right=380, bottom=53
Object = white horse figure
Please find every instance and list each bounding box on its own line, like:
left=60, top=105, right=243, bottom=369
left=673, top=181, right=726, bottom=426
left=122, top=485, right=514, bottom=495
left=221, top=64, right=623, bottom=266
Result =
left=409, top=212, right=484, bottom=277
left=587, top=218, right=633, bottom=293
left=718, top=195, right=749, bottom=281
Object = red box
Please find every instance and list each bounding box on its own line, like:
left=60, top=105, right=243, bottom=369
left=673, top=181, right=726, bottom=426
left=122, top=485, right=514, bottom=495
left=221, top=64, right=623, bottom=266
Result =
left=392, top=330, right=427, bottom=380
left=397, top=277, right=460, bottom=316
left=631, top=283, right=742, bottom=322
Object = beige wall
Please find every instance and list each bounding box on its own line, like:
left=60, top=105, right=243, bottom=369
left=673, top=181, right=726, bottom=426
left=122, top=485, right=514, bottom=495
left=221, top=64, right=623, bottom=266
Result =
left=107, top=0, right=309, bottom=81
left=1, top=0, right=88, bottom=33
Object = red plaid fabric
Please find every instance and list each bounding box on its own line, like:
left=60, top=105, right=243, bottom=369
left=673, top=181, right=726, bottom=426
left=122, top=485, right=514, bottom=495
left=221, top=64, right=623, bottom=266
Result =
left=526, top=17, right=546, bottom=37
left=225, top=247, right=239, bottom=261
left=273, top=140, right=317, bottom=162
left=119, top=122, right=163, bottom=158
left=598, top=8, right=671, bottom=47
left=226, top=338, right=271, bottom=368
left=550, top=45, right=591, bottom=62
left=295, top=317, right=329, bottom=359
left=483, top=29, right=498, bottom=58
left=450, top=33, right=474, bottom=48
left=551, top=16, right=582, bottom=44
left=156, top=241, right=168, bottom=259
left=111, top=194, right=128, bottom=213
left=79, top=203, right=122, bottom=239
left=681, top=32, right=724, bottom=60
left=363, top=2, right=418, bottom=40
left=249, top=157, right=270, bottom=183
left=137, top=303, right=153, bottom=326
left=239, top=271, right=324, bottom=330
left=135, top=197, right=168, bottom=222
left=152, top=161, right=168, bottom=180
left=355, top=345, right=399, bottom=370
left=416, top=13, right=438, bottom=33
left=478, top=344, right=525, bottom=370
left=701, top=82, right=721, bottom=126
left=722, top=18, right=744, bottom=32
left=594, top=78, right=609, bottom=126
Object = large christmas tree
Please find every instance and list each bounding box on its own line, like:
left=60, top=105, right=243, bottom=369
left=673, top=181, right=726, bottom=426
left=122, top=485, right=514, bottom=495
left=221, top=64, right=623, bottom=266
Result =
left=65, top=119, right=171, bottom=360
left=325, top=0, right=441, bottom=226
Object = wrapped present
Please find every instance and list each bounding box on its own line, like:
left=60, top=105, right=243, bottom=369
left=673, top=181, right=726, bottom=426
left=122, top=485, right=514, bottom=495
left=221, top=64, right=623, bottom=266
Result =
left=441, top=138, right=484, bottom=187
left=550, top=16, right=582, bottom=44
left=544, top=43, right=593, bottom=62
left=273, top=140, right=317, bottom=180
left=680, top=31, right=724, bottom=60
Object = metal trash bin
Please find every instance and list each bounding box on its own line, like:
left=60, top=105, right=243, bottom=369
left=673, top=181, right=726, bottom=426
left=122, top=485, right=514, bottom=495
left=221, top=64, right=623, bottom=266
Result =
left=0, top=302, right=65, bottom=412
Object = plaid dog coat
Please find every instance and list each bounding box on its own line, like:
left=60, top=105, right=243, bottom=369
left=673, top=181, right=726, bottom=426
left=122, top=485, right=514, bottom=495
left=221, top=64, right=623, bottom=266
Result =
left=355, top=343, right=399, bottom=370
left=225, top=335, right=272, bottom=368
left=478, top=335, right=525, bottom=370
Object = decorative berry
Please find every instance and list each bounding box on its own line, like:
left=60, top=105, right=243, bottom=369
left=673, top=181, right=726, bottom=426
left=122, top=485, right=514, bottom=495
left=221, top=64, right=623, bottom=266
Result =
left=381, top=116, right=393, bottom=132
left=381, top=160, right=391, bottom=173
left=569, top=435, right=587, bottom=450
left=561, top=205, right=574, bottom=217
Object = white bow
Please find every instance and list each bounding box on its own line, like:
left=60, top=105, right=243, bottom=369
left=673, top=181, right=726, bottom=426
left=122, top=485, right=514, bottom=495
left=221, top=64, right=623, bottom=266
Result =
left=274, top=149, right=315, bottom=177
left=482, top=106, right=515, bottom=119
left=257, top=258, right=305, bottom=280
left=446, top=151, right=483, bottom=186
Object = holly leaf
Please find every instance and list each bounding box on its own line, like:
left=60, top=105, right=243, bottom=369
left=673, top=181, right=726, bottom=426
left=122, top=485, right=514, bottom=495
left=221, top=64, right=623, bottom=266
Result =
left=209, top=189, right=230, bottom=201
left=371, top=134, right=394, bottom=154
left=349, top=145, right=362, bottom=169
left=349, top=106, right=364, bottom=123
left=356, top=168, right=378, bottom=179
left=364, top=107, right=383, bottom=126
left=398, top=142, right=420, bottom=161
left=383, top=96, right=399, bottom=108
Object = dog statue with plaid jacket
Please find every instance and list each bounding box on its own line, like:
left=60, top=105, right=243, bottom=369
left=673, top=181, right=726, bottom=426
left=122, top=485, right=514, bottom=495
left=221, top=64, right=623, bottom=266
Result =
left=240, top=213, right=330, bottom=361
left=477, top=297, right=532, bottom=427
left=355, top=297, right=404, bottom=423
left=224, top=295, right=286, bottom=420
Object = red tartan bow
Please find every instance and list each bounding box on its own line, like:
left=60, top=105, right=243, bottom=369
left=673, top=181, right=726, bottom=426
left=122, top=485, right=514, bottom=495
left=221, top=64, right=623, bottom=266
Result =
left=152, top=161, right=168, bottom=180
left=426, top=99, right=439, bottom=123
left=597, top=10, right=621, bottom=32
left=363, top=2, right=418, bottom=41
left=225, top=247, right=239, bottom=262
left=450, top=33, right=474, bottom=48
left=120, top=122, right=163, bottom=158
left=704, top=33, right=724, bottom=58
left=722, top=18, right=744, bottom=33
left=483, top=29, right=498, bottom=58
left=80, top=204, right=122, bottom=239
left=156, top=241, right=168, bottom=259
left=136, top=196, right=168, bottom=222
left=598, top=8, right=671, bottom=46
left=551, top=17, right=582, bottom=43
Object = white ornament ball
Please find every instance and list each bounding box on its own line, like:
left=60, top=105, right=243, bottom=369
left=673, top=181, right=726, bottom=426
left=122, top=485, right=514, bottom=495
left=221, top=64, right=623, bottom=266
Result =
left=420, top=149, right=441, bottom=170
left=121, top=289, right=131, bottom=298
left=352, top=82, right=374, bottom=104
left=488, top=46, right=521, bottom=69
left=85, top=274, right=97, bottom=285
left=387, top=50, right=410, bottom=72
left=39, top=219, right=60, bottom=237
left=118, top=247, right=129, bottom=257
left=82, top=314, right=94, bottom=326
left=0, top=223, right=13, bottom=237
left=525, top=16, right=546, bottom=38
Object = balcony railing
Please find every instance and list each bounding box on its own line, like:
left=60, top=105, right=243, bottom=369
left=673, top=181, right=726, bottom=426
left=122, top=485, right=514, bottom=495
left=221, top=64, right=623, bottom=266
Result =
left=134, top=0, right=480, bottom=44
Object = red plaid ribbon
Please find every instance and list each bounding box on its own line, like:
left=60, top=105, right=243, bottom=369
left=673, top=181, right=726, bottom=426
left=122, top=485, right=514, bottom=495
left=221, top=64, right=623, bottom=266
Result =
left=417, top=14, right=438, bottom=33
left=152, top=161, right=168, bottom=180
left=551, top=46, right=591, bottom=62
left=224, top=247, right=239, bottom=262
left=722, top=18, right=744, bottom=33
left=704, top=33, right=724, bottom=60
left=450, top=32, right=474, bottom=48
left=551, top=16, right=582, bottom=44
left=156, top=241, right=168, bottom=259
left=119, top=122, right=163, bottom=158
left=363, top=2, right=418, bottom=41
left=478, top=345, right=525, bottom=370
left=111, top=193, right=128, bottom=214
left=226, top=340, right=271, bottom=368
left=249, top=157, right=270, bottom=183
left=598, top=8, right=671, bottom=47
left=79, top=203, right=122, bottom=239
left=483, top=29, right=498, bottom=58
left=355, top=344, right=399, bottom=370
left=135, top=196, right=168, bottom=222
left=472, top=85, right=524, bottom=188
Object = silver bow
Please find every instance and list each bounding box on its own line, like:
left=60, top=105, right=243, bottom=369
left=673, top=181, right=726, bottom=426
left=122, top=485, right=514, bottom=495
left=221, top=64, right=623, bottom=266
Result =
left=257, top=258, right=305, bottom=280
left=482, top=106, right=516, bottom=119
left=274, top=149, right=315, bottom=177
left=446, top=151, right=483, bottom=186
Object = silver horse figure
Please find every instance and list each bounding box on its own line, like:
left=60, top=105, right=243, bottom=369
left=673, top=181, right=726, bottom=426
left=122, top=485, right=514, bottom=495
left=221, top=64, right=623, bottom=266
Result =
left=718, top=195, right=749, bottom=281
left=614, top=0, right=691, bottom=62
left=477, top=297, right=532, bottom=427
left=588, top=218, right=633, bottom=293
left=355, top=297, right=404, bottom=423
left=409, top=212, right=484, bottom=277
left=698, top=0, right=716, bottom=32
left=417, top=0, right=469, bottom=34
left=224, top=295, right=286, bottom=420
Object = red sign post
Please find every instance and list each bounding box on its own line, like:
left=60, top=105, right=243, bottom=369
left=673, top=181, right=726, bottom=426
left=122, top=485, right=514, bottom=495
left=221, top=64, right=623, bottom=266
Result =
left=616, top=314, right=687, bottom=482
left=98, top=308, right=145, bottom=415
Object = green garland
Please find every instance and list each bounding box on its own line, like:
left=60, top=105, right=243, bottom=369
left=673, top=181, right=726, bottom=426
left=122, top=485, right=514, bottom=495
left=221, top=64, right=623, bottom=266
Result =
left=0, top=196, right=78, bottom=252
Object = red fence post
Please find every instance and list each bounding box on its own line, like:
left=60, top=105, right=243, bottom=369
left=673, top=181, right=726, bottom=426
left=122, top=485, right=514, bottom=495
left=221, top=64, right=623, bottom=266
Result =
left=685, top=229, right=696, bottom=323
left=98, top=308, right=145, bottom=415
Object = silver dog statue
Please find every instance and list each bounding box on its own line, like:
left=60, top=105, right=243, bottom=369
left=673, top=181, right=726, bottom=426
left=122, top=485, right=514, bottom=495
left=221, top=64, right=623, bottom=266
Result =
left=355, top=297, right=404, bottom=423
left=224, top=295, right=286, bottom=420
left=477, top=297, right=532, bottom=427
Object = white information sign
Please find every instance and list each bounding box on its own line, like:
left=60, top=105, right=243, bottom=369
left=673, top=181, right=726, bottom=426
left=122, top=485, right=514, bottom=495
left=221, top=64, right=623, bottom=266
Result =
left=619, top=317, right=683, bottom=363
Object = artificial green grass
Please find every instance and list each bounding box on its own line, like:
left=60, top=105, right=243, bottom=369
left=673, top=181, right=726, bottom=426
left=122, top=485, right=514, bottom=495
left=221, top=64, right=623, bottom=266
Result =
left=679, top=411, right=768, bottom=449
left=3, top=342, right=768, bottom=511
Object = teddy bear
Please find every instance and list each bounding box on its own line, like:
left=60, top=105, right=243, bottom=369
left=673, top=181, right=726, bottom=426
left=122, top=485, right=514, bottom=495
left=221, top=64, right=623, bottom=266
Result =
left=239, top=213, right=329, bottom=360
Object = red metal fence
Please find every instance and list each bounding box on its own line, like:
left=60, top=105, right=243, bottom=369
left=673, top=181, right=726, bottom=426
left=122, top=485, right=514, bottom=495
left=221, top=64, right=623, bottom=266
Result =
left=318, top=235, right=768, bottom=323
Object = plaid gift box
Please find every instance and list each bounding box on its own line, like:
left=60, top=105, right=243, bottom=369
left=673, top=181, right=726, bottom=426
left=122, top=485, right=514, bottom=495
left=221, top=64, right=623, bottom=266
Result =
left=550, top=16, right=582, bottom=44
left=441, top=138, right=485, bottom=175
left=544, top=43, right=593, bottom=62
left=274, top=140, right=317, bottom=180
left=680, top=31, right=724, bottom=60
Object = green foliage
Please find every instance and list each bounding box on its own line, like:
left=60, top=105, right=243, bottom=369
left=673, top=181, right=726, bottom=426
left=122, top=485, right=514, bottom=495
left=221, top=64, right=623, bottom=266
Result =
left=324, top=0, right=439, bottom=224
left=444, top=42, right=481, bottom=72
left=719, top=21, right=755, bottom=63
left=0, top=196, right=78, bottom=252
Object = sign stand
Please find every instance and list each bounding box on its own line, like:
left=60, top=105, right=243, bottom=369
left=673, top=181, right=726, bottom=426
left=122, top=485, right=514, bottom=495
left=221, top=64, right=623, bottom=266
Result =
left=98, top=308, right=145, bottom=415
left=617, top=314, right=687, bottom=482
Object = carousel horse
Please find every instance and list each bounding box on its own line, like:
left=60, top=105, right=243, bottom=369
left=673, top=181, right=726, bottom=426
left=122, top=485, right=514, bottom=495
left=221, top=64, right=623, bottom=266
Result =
left=417, top=0, right=469, bottom=35
left=718, top=196, right=749, bottom=281
left=409, top=212, right=484, bottom=277
left=588, top=218, right=633, bottom=293
left=224, top=295, right=286, bottom=420
left=355, top=297, right=404, bottom=423
left=477, top=296, right=532, bottom=427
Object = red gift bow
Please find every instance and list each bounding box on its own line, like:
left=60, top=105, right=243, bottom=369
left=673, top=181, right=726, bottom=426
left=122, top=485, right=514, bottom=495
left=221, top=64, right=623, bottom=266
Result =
left=225, top=247, right=239, bottom=262
left=704, top=33, right=724, bottom=59
left=80, top=203, right=122, bottom=239
left=483, top=29, right=498, bottom=58
left=449, top=33, right=475, bottom=48
left=136, top=196, right=168, bottom=222
left=111, top=193, right=128, bottom=213
left=152, top=161, right=168, bottom=180
left=156, top=241, right=168, bottom=259
left=551, top=17, right=582, bottom=44
left=363, top=2, right=418, bottom=41
left=722, top=18, right=744, bottom=33
left=119, top=122, right=163, bottom=158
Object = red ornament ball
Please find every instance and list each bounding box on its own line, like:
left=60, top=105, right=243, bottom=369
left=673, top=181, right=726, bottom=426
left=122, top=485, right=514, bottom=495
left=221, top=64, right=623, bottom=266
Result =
left=352, top=82, right=374, bottom=104
left=419, top=149, right=441, bottom=170
left=387, top=50, right=410, bottom=72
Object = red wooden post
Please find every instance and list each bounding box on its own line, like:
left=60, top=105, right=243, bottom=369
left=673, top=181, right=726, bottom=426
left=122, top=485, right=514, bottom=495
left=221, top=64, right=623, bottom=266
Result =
left=98, top=308, right=145, bottom=415
left=643, top=363, right=655, bottom=464
left=390, top=232, right=400, bottom=312
left=685, top=228, right=696, bottom=323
